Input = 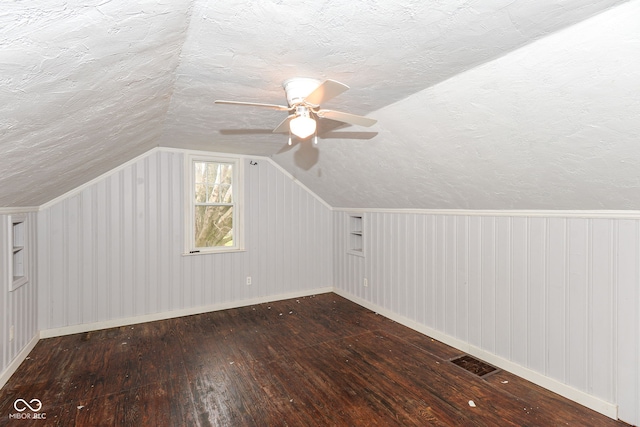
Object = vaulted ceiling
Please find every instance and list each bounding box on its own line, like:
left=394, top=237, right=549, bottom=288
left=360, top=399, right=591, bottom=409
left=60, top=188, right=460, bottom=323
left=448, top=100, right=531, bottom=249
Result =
left=2, top=0, right=638, bottom=209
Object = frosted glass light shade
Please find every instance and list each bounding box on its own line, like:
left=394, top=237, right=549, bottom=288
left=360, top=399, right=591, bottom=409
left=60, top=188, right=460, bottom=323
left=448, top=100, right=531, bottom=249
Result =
left=290, top=115, right=316, bottom=139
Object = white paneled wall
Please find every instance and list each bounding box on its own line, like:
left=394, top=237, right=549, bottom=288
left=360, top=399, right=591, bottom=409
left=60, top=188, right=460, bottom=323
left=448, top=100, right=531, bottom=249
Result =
left=334, top=211, right=640, bottom=425
left=37, top=149, right=333, bottom=331
left=0, top=212, right=38, bottom=382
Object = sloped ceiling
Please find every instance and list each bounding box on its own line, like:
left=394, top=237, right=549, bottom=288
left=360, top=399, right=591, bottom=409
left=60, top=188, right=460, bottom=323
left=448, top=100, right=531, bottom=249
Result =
left=1, top=0, right=637, bottom=209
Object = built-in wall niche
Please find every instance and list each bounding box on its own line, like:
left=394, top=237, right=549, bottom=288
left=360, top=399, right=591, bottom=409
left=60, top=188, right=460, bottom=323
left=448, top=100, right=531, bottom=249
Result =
left=347, top=213, right=364, bottom=257
left=8, top=214, right=28, bottom=291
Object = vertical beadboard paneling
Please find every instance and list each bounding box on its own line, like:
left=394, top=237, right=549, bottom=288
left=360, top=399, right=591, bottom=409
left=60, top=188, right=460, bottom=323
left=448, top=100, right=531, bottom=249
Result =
left=546, top=217, right=567, bottom=383
left=414, top=215, right=426, bottom=325
left=66, top=197, right=80, bottom=327
left=134, top=161, right=147, bottom=314
left=528, top=217, right=546, bottom=374
left=281, top=169, right=292, bottom=296
left=406, top=214, right=417, bottom=321
left=38, top=149, right=333, bottom=336
left=1, top=218, right=7, bottom=368
left=434, top=215, right=446, bottom=331
left=333, top=210, right=640, bottom=425
left=157, top=152, right=170, bottom=313
left=397, top=214, right=407, bottom=316
left=480, top=216, right=496, bottom=353
left=369, top=212, right=377, bottom=305
left=494, top=216, right=511, bottom=359
left=146, top=153, right=159, bottom=315
left=444, top=216, right=457, bottom=337
left=26, top=213, right=38, bottom=348
left=511, top=217, right=528, bottom=366
left=426, top=214, right=437, bottom=329
left=467, top=216, right=482, bottom=347
left=95, top=178, right=109, bottom=322
left=455, top=216, right=468, bottom=342
left=169, top=153, right=184, bottom=307
left=121, top=164, right=134, bottom=318
left=49, top=204, right=66, bottom=327
left=567, top=219, right=588, bottom=391
left=109, top=171, right=122, bottom=320
left=381, top=213, right=390, bottom=311
left=616, top=220, right=640, bottom=424
left=590, top=219, right=614, bottom=401
left=80, top=189, right=94, bottom=324
left=288, top=176, right=301, bottom=294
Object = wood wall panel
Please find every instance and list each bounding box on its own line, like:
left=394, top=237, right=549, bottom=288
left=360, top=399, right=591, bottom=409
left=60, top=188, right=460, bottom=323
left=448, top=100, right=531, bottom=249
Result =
left=334, top=210, right=640, bottom=425
left=37, top=150, right=333, bottom=331
left=1, top=212, right=38, bottom=379
left=615, top=220, right=640, bottom=424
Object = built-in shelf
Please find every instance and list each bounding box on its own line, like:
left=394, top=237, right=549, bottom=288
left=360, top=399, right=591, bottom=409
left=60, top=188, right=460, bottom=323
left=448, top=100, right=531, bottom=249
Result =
left=9, top=214, right=28, bottom=291
left=347, top=213, right=364, bottom=257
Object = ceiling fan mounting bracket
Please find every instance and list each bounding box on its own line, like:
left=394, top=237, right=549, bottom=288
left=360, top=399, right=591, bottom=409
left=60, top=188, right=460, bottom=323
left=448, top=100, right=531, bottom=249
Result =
left=282, top=77, right=321, bottom=107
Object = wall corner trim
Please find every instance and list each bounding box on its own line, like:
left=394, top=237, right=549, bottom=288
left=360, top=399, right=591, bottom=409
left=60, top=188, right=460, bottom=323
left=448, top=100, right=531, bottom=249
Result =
left=0, top=333, right=40, bottom=390
left=333, top=207, right=640, bottom=219
left=0, top=207, right=39, bottom=214
left=264, top=158, right=333, bottom=210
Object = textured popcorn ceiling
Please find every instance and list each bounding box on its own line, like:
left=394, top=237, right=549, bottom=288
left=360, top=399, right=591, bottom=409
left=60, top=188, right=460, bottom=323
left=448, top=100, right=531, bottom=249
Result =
left=1, top=0, right=638, bottom=208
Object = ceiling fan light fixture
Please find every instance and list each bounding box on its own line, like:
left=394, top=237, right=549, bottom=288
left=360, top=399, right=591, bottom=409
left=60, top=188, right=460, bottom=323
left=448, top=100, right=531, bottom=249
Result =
left=289, top=108, right=316, bottom=139
left=216, top=78, right=376, bottom=142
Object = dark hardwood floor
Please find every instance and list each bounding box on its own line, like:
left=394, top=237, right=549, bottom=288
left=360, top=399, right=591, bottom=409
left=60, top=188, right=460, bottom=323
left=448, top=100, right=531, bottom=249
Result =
left=0, top=293, right=629, bottom=426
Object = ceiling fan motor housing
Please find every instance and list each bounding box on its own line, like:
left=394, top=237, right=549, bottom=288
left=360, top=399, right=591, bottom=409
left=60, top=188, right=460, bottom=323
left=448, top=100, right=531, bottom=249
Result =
left=282, top=78, right=321, bottom=107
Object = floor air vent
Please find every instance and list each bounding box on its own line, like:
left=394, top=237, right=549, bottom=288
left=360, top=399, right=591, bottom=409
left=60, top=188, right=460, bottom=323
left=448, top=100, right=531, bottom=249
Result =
left=450, top=355, right=499, bottom=377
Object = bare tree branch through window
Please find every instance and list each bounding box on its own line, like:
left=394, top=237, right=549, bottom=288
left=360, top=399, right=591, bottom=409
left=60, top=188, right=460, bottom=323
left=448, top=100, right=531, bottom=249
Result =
left=194, top=161, right=234, bottom=248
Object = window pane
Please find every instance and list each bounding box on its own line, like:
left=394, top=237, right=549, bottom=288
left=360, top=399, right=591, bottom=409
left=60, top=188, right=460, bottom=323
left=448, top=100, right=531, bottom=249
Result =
left=195, top=184, right=207, bottom=203
left=205, top=162, right=233, bottom=184
left=208, top=164, right=220, bottom=183
left=208, top=183, right=233, bottom=203
left=219, top=164, right=233, bottom=184
left=195, top=205, right=234, bottom=248
left=195, top=162, right=234, bottom=203
left=194, top=162, right=206, bottom=183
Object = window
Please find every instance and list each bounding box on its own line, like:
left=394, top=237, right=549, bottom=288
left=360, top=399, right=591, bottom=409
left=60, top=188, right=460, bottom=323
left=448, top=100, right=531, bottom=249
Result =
left=8, top=213, right=28, bottom=291
left=186, top=154, right=243, bottom=253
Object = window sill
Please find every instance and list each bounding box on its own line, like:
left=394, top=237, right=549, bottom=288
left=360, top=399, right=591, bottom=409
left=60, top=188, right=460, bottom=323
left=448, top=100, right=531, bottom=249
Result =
left=182, top=248, right=246, bottom=256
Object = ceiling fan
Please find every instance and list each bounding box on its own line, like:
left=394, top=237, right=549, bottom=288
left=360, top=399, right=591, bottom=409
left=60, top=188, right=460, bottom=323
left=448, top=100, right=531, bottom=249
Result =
left=215, top=78, right=377, bottom=144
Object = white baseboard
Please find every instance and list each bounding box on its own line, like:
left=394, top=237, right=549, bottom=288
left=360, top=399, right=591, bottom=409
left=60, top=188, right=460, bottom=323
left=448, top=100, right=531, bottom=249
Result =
left=40, top=287, right=333, bottom=339
left=2, top=288, right=332, bottom=390
left=332, top=288, right=618, bottom=421
left=0, top=333, right=40, bottom=390
left=5, top=286, right=618, bottom=422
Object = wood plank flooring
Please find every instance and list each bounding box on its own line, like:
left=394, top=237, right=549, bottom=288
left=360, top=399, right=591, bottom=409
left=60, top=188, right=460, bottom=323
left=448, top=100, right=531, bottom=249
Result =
left=0, top=293, right=630, bottom=426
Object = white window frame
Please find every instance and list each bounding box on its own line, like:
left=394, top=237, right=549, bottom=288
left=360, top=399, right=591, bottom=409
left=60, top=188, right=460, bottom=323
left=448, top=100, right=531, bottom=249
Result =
left=185, top=153, right=244, bottom=255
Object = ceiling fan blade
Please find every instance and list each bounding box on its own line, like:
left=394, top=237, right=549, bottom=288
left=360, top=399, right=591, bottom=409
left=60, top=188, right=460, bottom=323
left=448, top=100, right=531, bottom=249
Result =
left=303, top=80, right=349, bottom=106
left=273, top=114, right=295, bottom=133
left=316, top=109, right=377, bottom=127
left=215, top=100, right=291, bottom=111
